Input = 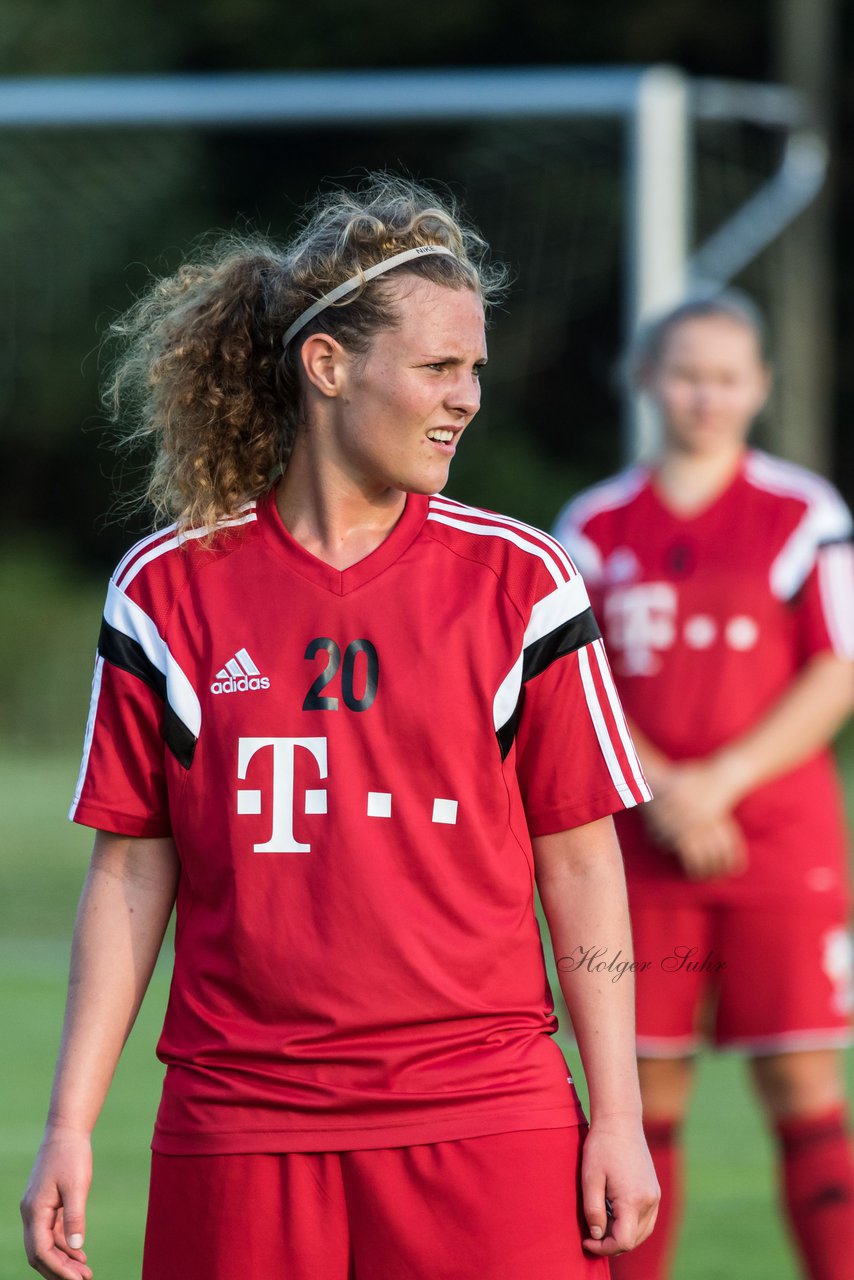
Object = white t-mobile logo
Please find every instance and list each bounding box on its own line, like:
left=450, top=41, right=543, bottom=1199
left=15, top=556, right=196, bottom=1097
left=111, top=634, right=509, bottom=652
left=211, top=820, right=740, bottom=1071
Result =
left=604, top=583, right=677, bottom=676
left=237, top=737, right=328, bottom=853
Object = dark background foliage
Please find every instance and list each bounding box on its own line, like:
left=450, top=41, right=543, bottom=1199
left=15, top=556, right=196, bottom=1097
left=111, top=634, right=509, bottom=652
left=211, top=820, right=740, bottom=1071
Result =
left=0, top=0, right=849, bottom=581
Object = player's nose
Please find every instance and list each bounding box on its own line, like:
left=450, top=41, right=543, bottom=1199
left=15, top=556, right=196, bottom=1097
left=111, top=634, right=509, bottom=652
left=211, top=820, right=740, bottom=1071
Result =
left=446, top=370, right=481, bottom=419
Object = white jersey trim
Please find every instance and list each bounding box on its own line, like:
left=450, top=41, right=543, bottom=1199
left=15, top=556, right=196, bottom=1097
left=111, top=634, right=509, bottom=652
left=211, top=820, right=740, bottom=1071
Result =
left=429, top=496, right=576, bottom=581
left=577, top=644, right=637, bottom=808
left=818, top=542, right=854, bottom=659
left=116, top=503, right=258, bottom=591
left=113, top=520, right=179, bottom=588
left=720, top=1028, right=854, bottom=1055
left=744, top=451, right=853, bottom=601
left=529, top=574, right=589, bottom=633
left=492, top=575, right=592, bottom=732
left=590, top=639, right=653, bottom=802
left=552, top=467, right=649, bottom=584
left=552, top=524, right=603, bottom=584
left=105, top=580, right=202, bottom=738
left=427, top=510, right=570, bottom=586
left=68, top=654, right=105, bottom=820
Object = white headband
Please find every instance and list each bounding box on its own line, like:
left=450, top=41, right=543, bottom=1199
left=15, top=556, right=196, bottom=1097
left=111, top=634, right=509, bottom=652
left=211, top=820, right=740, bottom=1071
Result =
left=282, top=244, right=457, bottom=348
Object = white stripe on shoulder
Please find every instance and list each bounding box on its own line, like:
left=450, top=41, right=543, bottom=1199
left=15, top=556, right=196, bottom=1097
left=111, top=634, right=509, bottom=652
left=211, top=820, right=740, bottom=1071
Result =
left=591, top=639, right=653, bottom=802
left=493, top=653, right=524, bottom=733
left=113, top=520, right=179, bottom=588
left=552, top=469, right=648, bottom=584
left=818, top=543, right=854, bottom=659
left=577, top=645, right=636, bottom=808
left=105, top=581, right=202, bottom=738
left=745, top=450, right=850, bottom=512
left=745, top=450, right=853, bottom=538
left=69, top=654, right=105, bottom=821
left=744, top=453, right=853, bottom=599
left=554, top=467, right=649, bottom=533
left=528, top=575, right=591, bottom=639
left=430, top=494, right=578, bottom=570
left=552, top=519, right=603, bottom=584
left=430, top=496, right=576, bottom=579
left=492, top=576, right=592, bottom=731
left=427, top=507, right=568, bottom=586
left=117, top=504, right=257, bottom=590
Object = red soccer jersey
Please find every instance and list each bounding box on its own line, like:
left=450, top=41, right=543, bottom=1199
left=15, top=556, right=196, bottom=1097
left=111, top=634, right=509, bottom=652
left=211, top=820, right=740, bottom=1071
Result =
left=71, top=489, right=648, bottom=1154
left=553, top=448, right=854, bottom=908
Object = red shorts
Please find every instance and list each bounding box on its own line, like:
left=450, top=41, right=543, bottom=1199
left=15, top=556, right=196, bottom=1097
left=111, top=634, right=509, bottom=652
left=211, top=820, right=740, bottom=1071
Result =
left=629, top=901, right=853, bottom=1055
left=143, top=1126, right=609, bottom=1280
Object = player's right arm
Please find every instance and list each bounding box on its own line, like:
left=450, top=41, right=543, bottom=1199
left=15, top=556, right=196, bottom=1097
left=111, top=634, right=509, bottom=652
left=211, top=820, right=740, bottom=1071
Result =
left=534, top=817, right=659, bottom=1255
left=21, top=831, right=178, bottom=1280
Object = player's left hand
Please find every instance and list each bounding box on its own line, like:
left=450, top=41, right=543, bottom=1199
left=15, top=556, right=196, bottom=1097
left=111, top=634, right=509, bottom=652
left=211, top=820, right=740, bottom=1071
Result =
left=579, top=1114, right=660, bottom=1256
left=672, top=816, right=748, bottom=880
left=644, top=755, right=744, bottom=846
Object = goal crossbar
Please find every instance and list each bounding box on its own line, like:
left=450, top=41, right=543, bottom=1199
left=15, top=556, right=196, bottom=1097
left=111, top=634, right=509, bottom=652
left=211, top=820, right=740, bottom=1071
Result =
left=0, top=65, right=824, bottom=457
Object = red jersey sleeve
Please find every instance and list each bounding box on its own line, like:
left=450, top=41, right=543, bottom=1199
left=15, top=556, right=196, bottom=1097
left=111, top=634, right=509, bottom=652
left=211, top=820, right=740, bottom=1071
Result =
left=551, top=493, right=613, bottom=622
left=510, top=572, right=652, bottom=837
left=794, top=540, right=854, bottom=662
left=68, top=539, right=202, bottom=836
left=551, top=497, right=604, bottom=587
left=69, top=650, right=172, bottom=837
left=768, top=478, right=854, bottom=663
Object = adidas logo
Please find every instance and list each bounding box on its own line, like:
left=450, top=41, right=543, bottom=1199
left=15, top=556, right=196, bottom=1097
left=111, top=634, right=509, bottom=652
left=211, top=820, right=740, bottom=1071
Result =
left=211, top=648, right=270, bottom=695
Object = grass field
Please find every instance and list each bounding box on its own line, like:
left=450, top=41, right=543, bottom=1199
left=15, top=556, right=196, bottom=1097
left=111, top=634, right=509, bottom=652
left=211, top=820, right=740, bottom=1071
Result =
left=3, top=741, right=854, bottom=1280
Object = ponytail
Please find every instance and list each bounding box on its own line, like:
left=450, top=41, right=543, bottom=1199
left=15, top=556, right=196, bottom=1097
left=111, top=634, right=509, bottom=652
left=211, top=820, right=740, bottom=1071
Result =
left=106, top=244, right=295, bottom=531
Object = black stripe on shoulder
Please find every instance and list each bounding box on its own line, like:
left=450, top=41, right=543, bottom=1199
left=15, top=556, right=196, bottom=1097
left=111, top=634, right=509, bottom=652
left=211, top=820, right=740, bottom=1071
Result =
left=496, top=706, right=521, bottom=762
left=495, top=608, right=601, bottom=761
left=163, top=703, right=197, bottom=770
left=98, top=619, right=197, bottom=770
left=522, top=607, right=601, bottom=684
left=98, top=618, right=166, bottom=700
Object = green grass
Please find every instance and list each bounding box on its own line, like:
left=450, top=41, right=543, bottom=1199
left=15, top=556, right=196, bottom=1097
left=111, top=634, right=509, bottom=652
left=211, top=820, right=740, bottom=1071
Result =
left=675, top=1054, right=798, bottom=1278
left=549, top=985, right=809, bottom=1279
left=1, top=941, right=170, bottom=1280
left=0, top=754, right=171, bottom=1280
left=2, top=740, right=854, bottom=1280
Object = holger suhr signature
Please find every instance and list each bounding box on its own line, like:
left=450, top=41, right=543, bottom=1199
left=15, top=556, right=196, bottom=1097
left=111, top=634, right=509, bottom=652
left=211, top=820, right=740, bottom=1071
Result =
left=557, top=945, right=726, bottom=983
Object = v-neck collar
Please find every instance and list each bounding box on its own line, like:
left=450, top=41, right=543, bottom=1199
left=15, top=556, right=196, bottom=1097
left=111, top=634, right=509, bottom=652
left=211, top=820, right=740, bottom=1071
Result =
left=257, top=486, right=429, bottom=595
left=647, top=449, right=747, bottom=524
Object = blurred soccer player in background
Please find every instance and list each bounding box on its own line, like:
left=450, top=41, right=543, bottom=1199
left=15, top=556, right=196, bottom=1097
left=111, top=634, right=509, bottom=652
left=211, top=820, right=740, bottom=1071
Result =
left=21, top=175, right=658, bottom=1280
left=554, top=293, right=854, bottom=1280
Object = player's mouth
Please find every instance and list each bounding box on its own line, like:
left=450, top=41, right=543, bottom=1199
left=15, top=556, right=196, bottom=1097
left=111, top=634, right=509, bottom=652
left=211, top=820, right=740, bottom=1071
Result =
left=425, top=427, right=461, bottom=456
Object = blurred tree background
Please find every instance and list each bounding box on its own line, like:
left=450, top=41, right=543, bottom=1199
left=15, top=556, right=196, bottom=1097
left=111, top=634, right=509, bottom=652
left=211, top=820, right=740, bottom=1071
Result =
left=1, top=0, right=851, bottom=750
left=3, top=13, right=852, bottom=1278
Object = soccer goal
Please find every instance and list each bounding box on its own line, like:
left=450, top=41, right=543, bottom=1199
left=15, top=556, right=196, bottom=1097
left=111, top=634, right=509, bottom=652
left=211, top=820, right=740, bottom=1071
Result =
left=0, top=66, right=825, bottom=531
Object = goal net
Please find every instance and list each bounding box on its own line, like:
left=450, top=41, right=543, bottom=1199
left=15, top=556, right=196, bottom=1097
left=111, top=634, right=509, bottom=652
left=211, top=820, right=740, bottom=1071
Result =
left=0, top=70, right=818, bottom=571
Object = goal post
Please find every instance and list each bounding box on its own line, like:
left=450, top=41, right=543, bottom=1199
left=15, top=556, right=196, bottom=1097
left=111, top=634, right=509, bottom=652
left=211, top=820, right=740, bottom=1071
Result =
left=0, top=65, right=827, bottom=465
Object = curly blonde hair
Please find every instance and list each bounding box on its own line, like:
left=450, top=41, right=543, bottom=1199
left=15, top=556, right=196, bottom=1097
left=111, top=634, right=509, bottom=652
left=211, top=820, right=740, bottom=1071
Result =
left=105, top=174, right=507, bottom=530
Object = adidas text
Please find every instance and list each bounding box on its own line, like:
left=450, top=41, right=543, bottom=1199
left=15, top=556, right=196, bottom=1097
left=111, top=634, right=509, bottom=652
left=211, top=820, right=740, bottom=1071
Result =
left=211, top=675, right=271, bottom=695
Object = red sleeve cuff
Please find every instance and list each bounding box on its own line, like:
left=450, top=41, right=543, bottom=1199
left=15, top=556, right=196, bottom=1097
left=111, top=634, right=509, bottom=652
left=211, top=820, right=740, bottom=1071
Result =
left=524, top=784, right=645, bottom=838
left=69, top=799, right=172, bottom=839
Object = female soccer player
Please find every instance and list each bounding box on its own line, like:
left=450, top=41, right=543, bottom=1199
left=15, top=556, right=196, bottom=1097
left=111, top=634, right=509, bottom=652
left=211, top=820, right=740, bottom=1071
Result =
left=21, top=175, right=657, bottom=1280
left=554, top=292, right=854, bottom=1280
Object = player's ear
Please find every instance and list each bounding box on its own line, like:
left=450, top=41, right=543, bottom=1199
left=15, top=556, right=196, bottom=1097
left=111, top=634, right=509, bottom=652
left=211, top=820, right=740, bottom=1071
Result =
left=299, top=332, right=349, bottom=399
